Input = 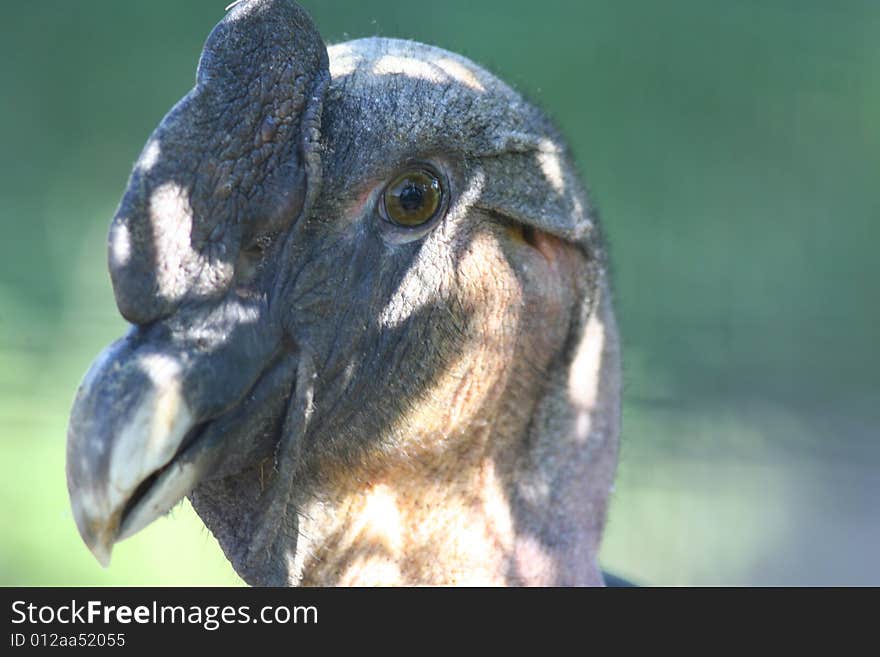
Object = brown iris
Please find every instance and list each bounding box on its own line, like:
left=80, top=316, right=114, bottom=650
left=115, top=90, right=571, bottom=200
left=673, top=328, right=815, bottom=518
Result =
left=382, top=169, right=443, bottom=227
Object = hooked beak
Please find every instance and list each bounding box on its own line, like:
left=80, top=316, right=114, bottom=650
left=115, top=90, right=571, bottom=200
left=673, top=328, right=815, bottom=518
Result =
left=67, top=337, right=199, bottom=565
left=66, top=301, right=295, bottom=566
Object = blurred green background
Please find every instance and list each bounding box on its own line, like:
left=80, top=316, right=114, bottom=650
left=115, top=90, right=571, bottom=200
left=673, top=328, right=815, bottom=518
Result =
left=1, top=0, right=877, bottom=586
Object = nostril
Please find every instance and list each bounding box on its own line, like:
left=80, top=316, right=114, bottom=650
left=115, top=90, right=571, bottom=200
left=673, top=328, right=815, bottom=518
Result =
left=235, top=232, right=278, bottom=286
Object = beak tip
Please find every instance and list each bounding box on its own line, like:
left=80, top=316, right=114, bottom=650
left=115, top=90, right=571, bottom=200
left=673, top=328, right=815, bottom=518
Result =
left=82, top=524, right=115, bottom=568
left=71, top=501, right=118, bottom=570
left=92, top=545, right=113, bottom=569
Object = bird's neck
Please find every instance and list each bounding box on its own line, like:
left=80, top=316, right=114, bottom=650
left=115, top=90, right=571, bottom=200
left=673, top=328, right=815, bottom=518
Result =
left=291, top=288, right=620, bottom=586
left=292, top=442, right=552, bottom=586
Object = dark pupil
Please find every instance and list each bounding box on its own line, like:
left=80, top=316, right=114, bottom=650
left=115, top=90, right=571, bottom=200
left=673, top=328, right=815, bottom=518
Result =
left=398, top=183, right=425, bottom=213
left=384, top=170, right=442, bottom=227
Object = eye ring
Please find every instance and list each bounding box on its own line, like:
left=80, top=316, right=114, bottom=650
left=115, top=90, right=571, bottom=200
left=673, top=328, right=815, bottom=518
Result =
left=380, top=165, right=447, bottom=229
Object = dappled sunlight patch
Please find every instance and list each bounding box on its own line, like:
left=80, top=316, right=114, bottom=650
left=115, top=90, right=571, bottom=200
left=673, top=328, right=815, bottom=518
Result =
left=367, top=53, right=488, bottom=94
left=135, top=139, right=162, bottom=174
left=435, top=57, right=485, bottom=92
left=352, top=483, right=405, bottom=557
left=569, top=299, right=606, bottom=443
left=535, top=138, right=565, bottom=194
left=372, top=54, right=443, bottom=82
left=147, top=182, right=198, bottom=301
left=328, top=42, right=363, bottom=78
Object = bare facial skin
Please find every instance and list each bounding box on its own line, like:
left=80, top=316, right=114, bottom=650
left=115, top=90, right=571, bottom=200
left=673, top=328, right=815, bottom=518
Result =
left=66, top=0, right=620, bottom=586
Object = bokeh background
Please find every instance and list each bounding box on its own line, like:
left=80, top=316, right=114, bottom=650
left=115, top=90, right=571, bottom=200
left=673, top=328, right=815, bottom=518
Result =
left=1, top=0, right=877, bottom=586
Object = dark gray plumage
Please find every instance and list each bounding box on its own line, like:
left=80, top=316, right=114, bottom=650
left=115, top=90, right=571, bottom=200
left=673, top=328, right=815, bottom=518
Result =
left=66, top=0, right=620, bottom=586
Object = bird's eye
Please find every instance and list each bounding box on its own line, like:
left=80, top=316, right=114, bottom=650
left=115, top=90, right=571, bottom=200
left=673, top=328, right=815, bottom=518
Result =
left=381, top=169, right=444, bottom=227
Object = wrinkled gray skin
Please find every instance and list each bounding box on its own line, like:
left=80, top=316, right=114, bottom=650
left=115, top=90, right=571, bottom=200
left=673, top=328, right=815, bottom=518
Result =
left=66, top=0, right=620, bottom=586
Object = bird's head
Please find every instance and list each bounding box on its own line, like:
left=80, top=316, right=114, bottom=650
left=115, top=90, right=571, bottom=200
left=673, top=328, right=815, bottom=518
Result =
left=67, top=0, right=617, bottom=585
